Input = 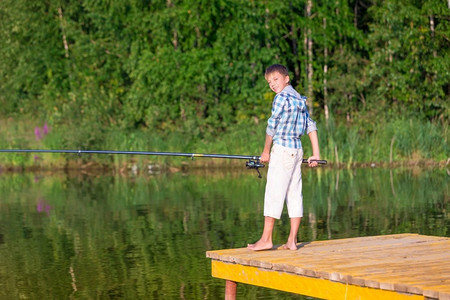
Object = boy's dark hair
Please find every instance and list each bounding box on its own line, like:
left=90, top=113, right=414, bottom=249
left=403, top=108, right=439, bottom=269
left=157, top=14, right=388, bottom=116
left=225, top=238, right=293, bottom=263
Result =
left=265, top=64, right=289, bottom=76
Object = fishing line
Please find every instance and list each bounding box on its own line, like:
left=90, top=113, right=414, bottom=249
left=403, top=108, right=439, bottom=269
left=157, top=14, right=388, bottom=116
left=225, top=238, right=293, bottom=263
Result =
left=0, top=149, right=327, bottom=178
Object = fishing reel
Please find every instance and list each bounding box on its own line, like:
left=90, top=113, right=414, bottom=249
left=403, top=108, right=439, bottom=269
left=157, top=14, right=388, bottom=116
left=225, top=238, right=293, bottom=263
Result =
left=246, top=159, right=265, bottom=178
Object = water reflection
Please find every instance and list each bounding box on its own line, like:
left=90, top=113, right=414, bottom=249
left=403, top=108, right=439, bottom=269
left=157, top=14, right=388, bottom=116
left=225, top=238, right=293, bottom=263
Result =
left=0, top=168, right=448, bottom=299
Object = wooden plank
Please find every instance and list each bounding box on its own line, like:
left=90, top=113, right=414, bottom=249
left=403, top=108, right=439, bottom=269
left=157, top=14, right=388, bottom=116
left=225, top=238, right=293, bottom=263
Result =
left=207, top=235, right=450, bottom=268
left=207, top=234, right=450, bottom=299
left=286, top=260, right=450, bottom=292
left=211, top=260, right=425, bottom=300
left=208, top=247, right=450, bottom=284
left=288, top=234, right=444, bottom=254
left=314, top=262, right=450, bottom=283
left=439, top=291, right=450, bottom=300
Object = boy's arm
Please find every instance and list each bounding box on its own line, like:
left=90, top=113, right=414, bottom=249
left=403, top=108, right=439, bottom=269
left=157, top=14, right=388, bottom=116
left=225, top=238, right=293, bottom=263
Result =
left=260, top=134, right=273, bottom=163
left=307, top=130, right=320, bottom=167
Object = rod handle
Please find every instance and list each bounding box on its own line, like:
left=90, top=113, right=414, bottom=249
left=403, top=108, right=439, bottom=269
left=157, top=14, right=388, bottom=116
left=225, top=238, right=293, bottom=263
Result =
left=302, top=159, right=327, bottom=165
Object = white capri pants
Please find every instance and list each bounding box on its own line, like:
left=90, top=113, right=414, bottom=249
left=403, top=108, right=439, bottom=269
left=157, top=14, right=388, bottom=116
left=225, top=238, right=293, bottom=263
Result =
left=264, top=143, right=304, bottom=219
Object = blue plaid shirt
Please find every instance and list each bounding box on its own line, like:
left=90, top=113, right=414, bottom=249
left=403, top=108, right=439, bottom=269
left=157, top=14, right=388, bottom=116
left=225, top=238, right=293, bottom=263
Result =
left=266, top=85, right=317, bottom=149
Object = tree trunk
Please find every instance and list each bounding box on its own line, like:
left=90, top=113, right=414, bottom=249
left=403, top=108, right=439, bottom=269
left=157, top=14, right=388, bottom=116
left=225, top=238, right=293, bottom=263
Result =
left=57, top=6, right=72, bottom=86
left=323, top=17, right=329, bottom=127
left=291, top=22, right=300, bottom=86
left=289, top=1, right=300, bottom=86
left=167, top=0, right=178, bottom=50
left=336, top=0, right=343, bottom=54
left=57, top=7, right=69, bottom=58
left=430, top=15, right=437, bottom=58
left=306, top=0, right=313, bottom=114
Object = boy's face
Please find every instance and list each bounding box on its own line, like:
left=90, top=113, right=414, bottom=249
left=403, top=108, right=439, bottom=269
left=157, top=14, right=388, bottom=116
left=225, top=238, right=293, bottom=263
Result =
left=265, top=71, right=290, bottom=94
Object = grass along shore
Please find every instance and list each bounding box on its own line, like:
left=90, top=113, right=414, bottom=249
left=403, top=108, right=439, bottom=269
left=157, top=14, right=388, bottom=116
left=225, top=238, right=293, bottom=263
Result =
left=0, top=117, right=448, bottom=172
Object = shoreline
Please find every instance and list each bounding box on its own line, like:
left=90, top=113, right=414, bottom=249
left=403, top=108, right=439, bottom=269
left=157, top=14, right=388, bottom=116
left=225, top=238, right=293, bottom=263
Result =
left=0, top=158, right=447, bottom=175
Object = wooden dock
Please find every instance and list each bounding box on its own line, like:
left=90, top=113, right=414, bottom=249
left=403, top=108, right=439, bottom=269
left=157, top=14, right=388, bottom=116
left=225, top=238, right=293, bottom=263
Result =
left=206, top=234, right=450, bottom=300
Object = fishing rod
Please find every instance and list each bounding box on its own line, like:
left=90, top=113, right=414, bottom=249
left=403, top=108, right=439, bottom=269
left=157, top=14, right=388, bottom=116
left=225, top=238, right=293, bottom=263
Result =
left=0, top=149, right=327, bottom=178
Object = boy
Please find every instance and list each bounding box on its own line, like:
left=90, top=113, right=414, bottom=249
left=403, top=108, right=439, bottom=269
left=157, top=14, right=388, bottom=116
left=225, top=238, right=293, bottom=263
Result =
left=247, top=64, right=320, bottom=251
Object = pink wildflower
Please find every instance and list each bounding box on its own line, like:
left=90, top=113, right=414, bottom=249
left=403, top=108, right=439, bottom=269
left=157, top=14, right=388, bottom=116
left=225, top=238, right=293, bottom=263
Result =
left=34, top=127, right=42, bottom=140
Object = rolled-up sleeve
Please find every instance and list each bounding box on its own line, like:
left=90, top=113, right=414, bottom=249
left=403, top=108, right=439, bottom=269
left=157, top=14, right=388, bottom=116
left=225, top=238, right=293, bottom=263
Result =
left=305, top=110, right=317, bottom=134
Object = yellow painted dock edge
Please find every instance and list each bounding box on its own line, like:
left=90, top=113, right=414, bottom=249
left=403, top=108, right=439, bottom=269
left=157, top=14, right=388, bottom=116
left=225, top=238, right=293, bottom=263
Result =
left=211, top=260, right=425, bottom=300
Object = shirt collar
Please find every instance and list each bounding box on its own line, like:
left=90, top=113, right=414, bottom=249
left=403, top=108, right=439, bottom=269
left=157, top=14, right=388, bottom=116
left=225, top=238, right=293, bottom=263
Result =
left=280, top=85, right=301, bottom=99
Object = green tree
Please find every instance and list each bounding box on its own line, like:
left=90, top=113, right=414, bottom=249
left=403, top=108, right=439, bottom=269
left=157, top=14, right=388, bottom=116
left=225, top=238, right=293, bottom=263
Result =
left=364, top=0, right=449, bottom=120
left=0, top=1, right=65, bottom=115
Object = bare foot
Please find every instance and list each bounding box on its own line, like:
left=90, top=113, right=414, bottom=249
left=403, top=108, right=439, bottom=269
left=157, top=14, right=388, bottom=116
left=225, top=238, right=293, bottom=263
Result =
left=247, top=240, right=273, bottom=251
left=282, top=240, right=298, bottom=250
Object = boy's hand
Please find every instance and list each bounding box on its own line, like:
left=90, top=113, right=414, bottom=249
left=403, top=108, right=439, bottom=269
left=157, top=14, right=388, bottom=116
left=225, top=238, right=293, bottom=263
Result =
left=307, top=155, right=320, bottom=167
left=260, top=151, right=270, bottom=163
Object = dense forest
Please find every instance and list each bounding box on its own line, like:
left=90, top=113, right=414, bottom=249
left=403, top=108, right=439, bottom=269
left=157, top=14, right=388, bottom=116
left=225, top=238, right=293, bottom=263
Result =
left=0, top=0, right=448, bottom=167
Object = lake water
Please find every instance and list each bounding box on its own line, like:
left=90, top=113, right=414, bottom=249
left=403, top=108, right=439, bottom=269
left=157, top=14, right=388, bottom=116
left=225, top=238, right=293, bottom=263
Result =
left=0, top=167, right=448, bottom=299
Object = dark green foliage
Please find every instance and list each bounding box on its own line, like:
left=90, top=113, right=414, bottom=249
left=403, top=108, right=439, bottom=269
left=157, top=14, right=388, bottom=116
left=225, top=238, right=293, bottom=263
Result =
left=365, top=0, right=449, bottom=120
left=0, top=0, right=448, bottom=162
